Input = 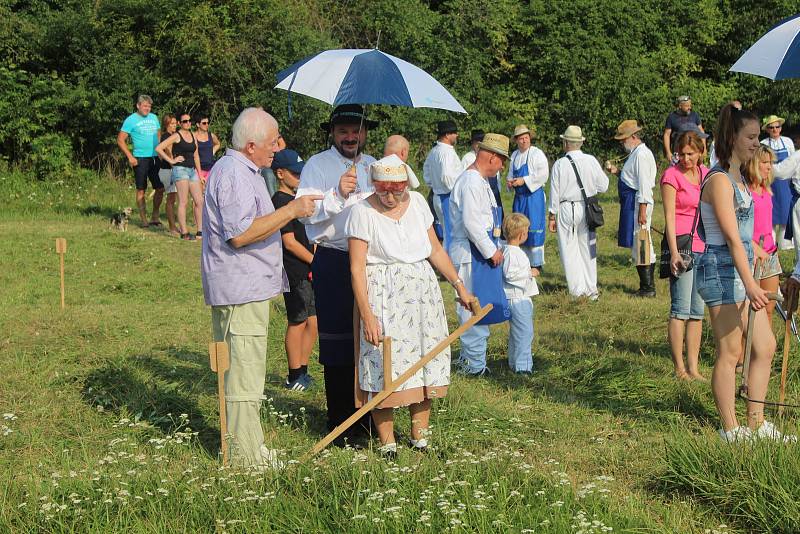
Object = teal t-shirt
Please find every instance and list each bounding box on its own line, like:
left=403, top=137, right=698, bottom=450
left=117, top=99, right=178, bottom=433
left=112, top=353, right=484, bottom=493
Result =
left=121, top=112, right=160, bottom=157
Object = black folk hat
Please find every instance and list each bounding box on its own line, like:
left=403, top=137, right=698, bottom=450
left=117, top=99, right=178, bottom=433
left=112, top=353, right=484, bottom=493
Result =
left=469, top=129, right=485, bottom=143
left=437, top=120, right=458, bottom=137
left=319, top=104, right=378, bottom=132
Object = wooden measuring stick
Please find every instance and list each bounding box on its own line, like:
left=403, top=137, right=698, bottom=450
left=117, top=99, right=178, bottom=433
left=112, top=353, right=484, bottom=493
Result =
left=209, top=341, right=231, bottom=465
left=382, top=336, right=392, bottom=391
left=740, top=290, right=783, bottom=398
left=55, top=238, right=67, bottom=309
left=779, top=289, right=796, bottom=417
left=303, top=302, right=492, bottom=459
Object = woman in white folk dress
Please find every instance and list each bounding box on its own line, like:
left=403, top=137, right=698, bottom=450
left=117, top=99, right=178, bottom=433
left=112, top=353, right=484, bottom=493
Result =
left=347, top=155, right=474, bottom=457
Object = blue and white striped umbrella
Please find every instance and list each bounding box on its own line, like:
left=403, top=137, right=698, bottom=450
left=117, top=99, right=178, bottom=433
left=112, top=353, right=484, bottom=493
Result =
left=275, top=49, right=467, bottom=113
left=730, top=13, right=800, bottom=80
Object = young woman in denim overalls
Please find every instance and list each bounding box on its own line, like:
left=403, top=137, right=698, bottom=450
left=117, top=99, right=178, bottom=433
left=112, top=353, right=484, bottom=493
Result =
left=694, top=104, right=795, bottom=443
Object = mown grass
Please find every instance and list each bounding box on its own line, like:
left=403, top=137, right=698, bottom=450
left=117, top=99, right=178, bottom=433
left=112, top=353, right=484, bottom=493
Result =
left=1, top=167, right=798, bottom=533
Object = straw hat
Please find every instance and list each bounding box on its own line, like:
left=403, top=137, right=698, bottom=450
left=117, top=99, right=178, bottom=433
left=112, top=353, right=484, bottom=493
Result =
left=369, top=154, right=420, bottom=188
left=613, top=120, right=642, bottom=140
left=477, top=133, right=510, bottom=158
left=513, top=124, right=533, bottom=139
left=762, top=115, right=785, bottom=130
left=559, top=125, right=585, bottom=143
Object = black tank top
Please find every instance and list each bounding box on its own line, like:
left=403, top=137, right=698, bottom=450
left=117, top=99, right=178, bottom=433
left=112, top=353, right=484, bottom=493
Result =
left=172, top=131, right=196, bottom=168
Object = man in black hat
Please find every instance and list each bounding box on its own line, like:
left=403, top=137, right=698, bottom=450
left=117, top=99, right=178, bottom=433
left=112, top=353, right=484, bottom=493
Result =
left=295, top=104, right=377, bottom=444
left=423, top=120, right=462, bottom=250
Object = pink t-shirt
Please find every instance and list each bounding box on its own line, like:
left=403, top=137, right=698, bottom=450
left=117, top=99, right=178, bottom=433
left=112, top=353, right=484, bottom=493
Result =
left=660, top=164, right=708, bottom=253
left=751, top=187, right=777, bottom=253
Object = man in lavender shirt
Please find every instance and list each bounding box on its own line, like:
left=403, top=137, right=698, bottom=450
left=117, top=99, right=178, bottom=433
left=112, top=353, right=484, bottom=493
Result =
left=201, top=108, right=320, bottom=468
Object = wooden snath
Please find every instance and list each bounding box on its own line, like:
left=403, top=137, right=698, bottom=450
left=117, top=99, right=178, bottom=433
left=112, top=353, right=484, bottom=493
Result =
left=303, top=301, right=492, bottom=459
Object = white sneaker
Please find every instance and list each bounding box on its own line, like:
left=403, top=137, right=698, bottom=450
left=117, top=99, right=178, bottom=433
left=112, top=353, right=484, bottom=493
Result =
left=752, top=420, right=798, bottom=443
left=718, top=426, right=752, bottom=444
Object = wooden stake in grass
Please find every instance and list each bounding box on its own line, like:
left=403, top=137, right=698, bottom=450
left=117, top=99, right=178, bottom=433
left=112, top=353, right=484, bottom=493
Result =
left=304, top=302, right=492, bottom=460
left=209, top=341, right=231, bottom=465
left=779, top=289, right=796, bottom=417
left=55, top=238, right=67, bottom=309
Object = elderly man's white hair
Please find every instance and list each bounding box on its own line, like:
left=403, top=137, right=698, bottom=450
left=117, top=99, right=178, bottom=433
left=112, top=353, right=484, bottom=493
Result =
left=564, top=140, right=583, bottom=151
left=231, top=108, right=278, bottom=151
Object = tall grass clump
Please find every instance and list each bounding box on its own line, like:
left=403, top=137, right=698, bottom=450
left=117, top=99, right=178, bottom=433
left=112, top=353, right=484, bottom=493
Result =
left=660, top=425, right=800, bottom=532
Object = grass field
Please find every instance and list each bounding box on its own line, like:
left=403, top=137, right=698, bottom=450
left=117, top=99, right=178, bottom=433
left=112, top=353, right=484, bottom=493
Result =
left=1, top=168, right=799, bottom=533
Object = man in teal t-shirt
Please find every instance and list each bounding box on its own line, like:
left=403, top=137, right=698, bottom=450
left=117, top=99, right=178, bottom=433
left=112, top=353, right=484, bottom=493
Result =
left=117, top=94, right=164, bottom=227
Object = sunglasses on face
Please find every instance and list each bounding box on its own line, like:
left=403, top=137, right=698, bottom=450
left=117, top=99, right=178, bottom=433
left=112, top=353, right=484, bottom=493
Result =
left=180, top=119, right=192, bottom=123
left=768, top=125, right=781, bottom=130
left=375, top=189, right=406, bottom=198
left=200, top=121, right=209, bottom=125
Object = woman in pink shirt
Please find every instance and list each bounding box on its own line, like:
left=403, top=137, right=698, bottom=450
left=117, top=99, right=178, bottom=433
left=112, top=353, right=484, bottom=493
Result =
left=660, top=131, right=708, bottom=381
left=745, top=145, right=780, bottom=323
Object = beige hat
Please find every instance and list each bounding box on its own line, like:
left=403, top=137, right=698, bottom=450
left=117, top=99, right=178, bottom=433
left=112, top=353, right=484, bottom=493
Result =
left=614, top=119, right=642, bottom=140
left=762, top=115, right=785, bottom=130
left=478, top=133, right=510, bottom=158
left=559, top=125, right=585, bottom=143
left=513, top=124, right=533, bottom=139
left=369, top=154, right=420, bottom=188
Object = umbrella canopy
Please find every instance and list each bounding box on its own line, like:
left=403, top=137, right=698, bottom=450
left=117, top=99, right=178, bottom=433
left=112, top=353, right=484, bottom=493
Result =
left=275, top=49, right=467, bottom=113
left=730, top=13, right=800, bottom=80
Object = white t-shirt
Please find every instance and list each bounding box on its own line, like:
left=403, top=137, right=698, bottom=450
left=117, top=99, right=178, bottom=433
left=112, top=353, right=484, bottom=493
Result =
left=502, top=244, right=539, bottom=299
left=345, top=191, right=434, bottom=264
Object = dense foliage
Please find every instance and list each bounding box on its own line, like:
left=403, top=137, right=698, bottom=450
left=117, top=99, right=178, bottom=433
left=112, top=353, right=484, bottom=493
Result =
left=3, top=0, right=800, bottom=174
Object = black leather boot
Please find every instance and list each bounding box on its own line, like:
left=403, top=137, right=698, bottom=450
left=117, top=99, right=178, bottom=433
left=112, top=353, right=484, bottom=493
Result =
left=636, top=264, right=656, bottom=297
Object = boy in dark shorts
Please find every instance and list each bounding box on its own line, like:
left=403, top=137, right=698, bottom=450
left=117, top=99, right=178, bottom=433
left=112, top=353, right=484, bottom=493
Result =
left=271, top=149, right=318, bottom=391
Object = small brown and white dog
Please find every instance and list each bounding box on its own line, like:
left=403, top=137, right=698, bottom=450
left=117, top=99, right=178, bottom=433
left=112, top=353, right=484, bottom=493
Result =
left=110, top=207, right=133, bottom=231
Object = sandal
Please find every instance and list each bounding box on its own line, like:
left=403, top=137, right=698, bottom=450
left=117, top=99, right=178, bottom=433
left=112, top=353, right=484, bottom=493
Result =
left=181, top=233, right=196, bottom=241
left=149, top=221, right=163, bottom=227
left=195, top=231, right=202, bottom=239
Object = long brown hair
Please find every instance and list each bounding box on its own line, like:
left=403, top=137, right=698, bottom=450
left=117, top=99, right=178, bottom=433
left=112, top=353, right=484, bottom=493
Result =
left=744, top=145, right=775, bottom=195
left=714, top=104, right=758, bottom=171
left=160, top=113, right=176, bottom=135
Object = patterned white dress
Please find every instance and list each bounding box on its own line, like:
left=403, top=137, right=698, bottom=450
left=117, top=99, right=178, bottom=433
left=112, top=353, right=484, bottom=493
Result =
left=346, top=192, right=451, bottom=408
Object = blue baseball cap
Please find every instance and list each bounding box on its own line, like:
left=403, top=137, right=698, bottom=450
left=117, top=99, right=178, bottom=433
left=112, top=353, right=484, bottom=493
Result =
left=271, top=149, right=305, bottom=173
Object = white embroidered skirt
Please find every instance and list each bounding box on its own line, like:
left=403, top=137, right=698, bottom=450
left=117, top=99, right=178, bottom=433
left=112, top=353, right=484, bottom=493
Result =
left=359, top=260, right=451, bottom=408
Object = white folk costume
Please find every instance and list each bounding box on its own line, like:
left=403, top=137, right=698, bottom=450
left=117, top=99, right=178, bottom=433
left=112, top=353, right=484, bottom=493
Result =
left=461, top=150, right=476, bottom=170
left=501, top=244, right=539, bottom=372
left=774, top=150, right=800, bottom=273
left=450, top=159, right=510, bottom=372
left=762, top=134, right=796, bottom=249
left=617, top=142, right=657, bottom=260
left=506, top=146, right=549, bottom=267
left=423, top=141, right=462, bottom=250
left=346, top=188, right=450, bottom=408
left=549, top=149, right=609, bottom=299
left=297, top=131, right=376, bottom=433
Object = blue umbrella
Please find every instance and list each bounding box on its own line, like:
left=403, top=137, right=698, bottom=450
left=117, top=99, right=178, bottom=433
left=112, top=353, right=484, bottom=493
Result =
left=730, top=13, right=800, bottom=80
left=275, top=49, right=467, bottom=115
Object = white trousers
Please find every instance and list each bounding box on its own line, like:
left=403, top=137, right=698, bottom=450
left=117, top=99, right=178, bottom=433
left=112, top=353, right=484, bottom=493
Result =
left=455, top=262, right=490, bottom=372
left=630, top=203, right=655, bottom=265
left=556, top=201, right=599, bottom=298
left=792, top=201, right=800, bottom=270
